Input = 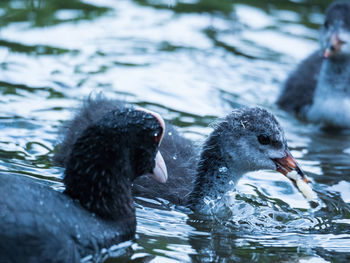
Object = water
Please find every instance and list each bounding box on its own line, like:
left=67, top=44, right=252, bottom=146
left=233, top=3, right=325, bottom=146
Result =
left=1, top=0, right=350, bottom=262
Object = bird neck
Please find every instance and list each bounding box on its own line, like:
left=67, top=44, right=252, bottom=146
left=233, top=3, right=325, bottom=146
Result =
left=318, top=56, right=350, bottom=94
left=187, top=135, right=241, bottom=211
left=63, top=137, right=136, bottom=222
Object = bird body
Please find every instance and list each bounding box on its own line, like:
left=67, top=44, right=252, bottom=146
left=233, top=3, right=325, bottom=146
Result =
left=277, top=1, right=350, bottom=128
left=0, top=174, right=129, bottom=262
left=307, top=55, right=350, bottom=127
left=54, top=97, right=309, bottom=215
left=0, top=106, right=166, bottom=262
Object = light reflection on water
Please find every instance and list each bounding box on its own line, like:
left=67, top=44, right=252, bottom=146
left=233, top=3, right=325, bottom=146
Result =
left=1, top=0, right=350, bottom=262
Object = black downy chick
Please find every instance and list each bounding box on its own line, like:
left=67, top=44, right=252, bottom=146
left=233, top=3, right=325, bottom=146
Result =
left=0, top=107, right=167, bottom=262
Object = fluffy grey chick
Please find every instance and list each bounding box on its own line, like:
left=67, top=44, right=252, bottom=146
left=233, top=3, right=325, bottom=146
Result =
left=277, top=1, right=350, bottom=129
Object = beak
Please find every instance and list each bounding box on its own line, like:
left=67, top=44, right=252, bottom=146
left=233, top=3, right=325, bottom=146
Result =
left=147, top=151, right=168, bottom=183
left=272, top=149, right=309, bottom=184
left=323, top=33, right=344, bottom=58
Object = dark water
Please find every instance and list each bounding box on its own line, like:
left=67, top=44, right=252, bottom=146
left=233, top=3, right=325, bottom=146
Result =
left=1, top=0, right=350, bottom=262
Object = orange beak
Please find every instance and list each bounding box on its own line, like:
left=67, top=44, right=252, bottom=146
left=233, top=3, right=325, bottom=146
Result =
left=323, top=33, right=345, bottom=58
left=273, top=150, right=309, bottom=183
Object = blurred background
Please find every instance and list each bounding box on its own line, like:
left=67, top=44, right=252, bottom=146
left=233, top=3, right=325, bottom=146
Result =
left=1, top=0, right=350, bottom=262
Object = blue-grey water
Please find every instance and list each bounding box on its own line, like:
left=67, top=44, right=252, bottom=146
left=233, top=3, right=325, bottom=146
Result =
left=1, top=0, right=350, bottom=262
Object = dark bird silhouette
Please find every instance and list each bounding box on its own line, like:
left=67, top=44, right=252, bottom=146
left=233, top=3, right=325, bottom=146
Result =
left=0, top=107, right=167, bottom=262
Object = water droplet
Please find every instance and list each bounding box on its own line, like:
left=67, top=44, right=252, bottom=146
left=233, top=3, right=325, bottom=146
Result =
left=203, top=196, right=217, bottom=211
left=168, top=132, right=172, bottom=136
left=154, top=132, right=158, bottom=137
left=39, top=200, right=43, bottom=206
left=219, top=167, right=228, bottom=173
left=77, top=234, right=81, bottom=239
left=203, top=196, right=213, bottom=206
left=173, top=155, right=177, bottom=160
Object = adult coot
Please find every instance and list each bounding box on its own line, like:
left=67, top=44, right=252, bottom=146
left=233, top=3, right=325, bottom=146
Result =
left=277, top=1, right=350, bottom=128
left=0, top=107, right=167, bottom=262
left=54, top=97, right=309, bottom=214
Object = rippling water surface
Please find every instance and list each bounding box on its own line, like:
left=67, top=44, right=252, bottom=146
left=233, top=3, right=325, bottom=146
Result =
left=1, top=0, right=350, bottom=262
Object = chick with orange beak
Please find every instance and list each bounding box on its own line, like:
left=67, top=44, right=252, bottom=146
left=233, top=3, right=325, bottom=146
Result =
left=277, top=1, right=350, bottom=129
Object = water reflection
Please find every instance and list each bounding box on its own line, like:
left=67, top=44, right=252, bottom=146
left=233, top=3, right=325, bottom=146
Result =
left=133, top=0, right=234, bottom=14
left=305, top=130, right=350, bottom=185
left=0, top=0, right=110, bottom=27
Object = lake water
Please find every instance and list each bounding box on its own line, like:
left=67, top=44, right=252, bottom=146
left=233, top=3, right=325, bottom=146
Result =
left=1, top=0, right=350, bottom=262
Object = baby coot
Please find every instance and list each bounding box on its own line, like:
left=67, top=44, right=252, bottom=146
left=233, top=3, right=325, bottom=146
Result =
left=0, top=107, right=167, bottom=262
left=277, top=1, right=350, bottom=128
left=54, top=97, right=309, bottom=214
left=136, top=107, right=310, bottom=212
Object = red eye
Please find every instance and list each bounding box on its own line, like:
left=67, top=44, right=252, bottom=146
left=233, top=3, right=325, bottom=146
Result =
left=154, top=131, right=162, bottom=143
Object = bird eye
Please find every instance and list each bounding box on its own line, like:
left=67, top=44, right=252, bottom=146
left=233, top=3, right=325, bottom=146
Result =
left=257, top=135, right=270, bottom=145
left=154, top=130, right=162, bottom=143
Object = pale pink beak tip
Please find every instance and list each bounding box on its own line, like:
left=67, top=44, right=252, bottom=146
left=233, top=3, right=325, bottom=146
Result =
left=149, top=151, right=168, bottom=183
